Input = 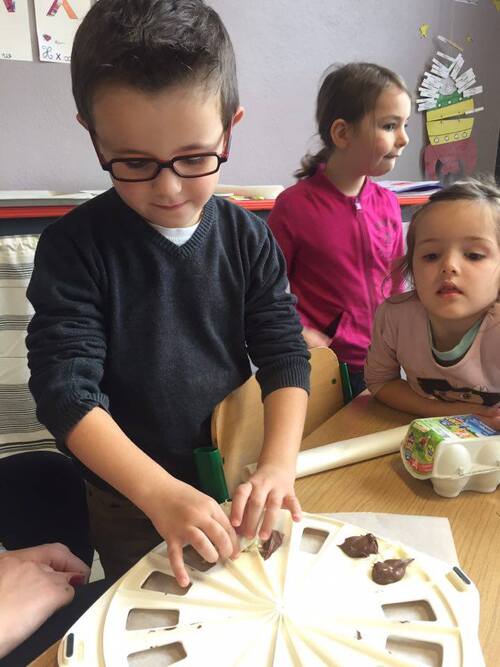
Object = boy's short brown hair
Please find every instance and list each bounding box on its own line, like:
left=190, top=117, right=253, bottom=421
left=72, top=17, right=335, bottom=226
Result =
left=71, top=0, right=239, bottom=130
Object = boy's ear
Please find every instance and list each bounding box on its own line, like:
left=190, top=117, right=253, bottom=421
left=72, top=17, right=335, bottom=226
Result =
left=329, top=118, right=351, bottom=150
left=76, top=113, right=88, bottom=130
left=231, top=106, right=245, bottom=127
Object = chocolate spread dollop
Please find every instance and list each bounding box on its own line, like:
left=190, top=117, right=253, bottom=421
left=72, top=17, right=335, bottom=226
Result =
left=259, top=530, right=284, bottom=560
left=338, top=533, right=379, bottom=558
left=372, top=558, right=414, bottom=585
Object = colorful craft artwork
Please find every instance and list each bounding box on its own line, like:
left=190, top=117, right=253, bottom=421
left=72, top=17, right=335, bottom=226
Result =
left=46, top=0, right=77, bottom=19
left=417, top=36, right=484, bottom=179
left=33, top=0, right=92, bottom=63
left=419, top=23, right=430, bottom=38
left=0, top=0, right=33, bottom=61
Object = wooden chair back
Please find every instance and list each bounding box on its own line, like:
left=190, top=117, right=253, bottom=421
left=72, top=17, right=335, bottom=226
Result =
left=211, top=347, right=344, bottom=494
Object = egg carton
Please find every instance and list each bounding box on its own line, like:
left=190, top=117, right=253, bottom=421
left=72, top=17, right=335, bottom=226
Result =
left=57, top=511, right=484, bottom=666
left=401, top=415, right=500, bottom=497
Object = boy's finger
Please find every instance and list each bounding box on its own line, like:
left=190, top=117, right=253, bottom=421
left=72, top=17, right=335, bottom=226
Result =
left=230, top=482, right=252, bottom=527
left=239, top=491, right=266, bottom=539
left=203, top=520, right=236, bottom=561
left=284, top=494, right=302, bottom=522
left=167, top=542, right=190, bottom=588
left=259, top=493, right=282, bottom=540
left=212, top=508, right=240, bottom=557
left=189, top=528, right=219, bottom=564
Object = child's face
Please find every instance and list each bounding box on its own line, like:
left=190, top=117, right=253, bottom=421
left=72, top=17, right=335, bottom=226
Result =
left=89, top=84, right=236, bottom=228
left=412, top=200, right=500, bottom=331
left=348, top=85, right=410, bottom=178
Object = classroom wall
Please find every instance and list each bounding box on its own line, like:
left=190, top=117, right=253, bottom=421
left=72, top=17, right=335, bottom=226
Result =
left=0, top=0, right=498, bottom=191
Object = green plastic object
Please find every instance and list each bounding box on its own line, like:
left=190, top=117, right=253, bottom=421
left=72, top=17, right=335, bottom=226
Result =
left=340, top=362, right=353, bottom=404
left=193, top=447, right=230, bottom=503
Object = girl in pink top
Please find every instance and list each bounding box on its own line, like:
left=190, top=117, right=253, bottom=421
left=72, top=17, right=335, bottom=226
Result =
left=365, top=178, right=500, bottom=431
left=269, top=63, right=411, bottom=396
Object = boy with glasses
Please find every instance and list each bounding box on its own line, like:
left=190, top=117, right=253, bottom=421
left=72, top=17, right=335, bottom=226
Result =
left=26, top=0, right=310, bottom=586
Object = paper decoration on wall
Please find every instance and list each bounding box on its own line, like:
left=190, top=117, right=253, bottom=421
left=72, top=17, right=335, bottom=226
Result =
left=437, top=33, right=463, bottom=51
left=417, top=35, right=484, bottom=180
left=419, top=24, right=430, bottom=38
left=47, top=0, right=77, bottom=18
left=0, top=0, right=33, bottom=61
left=419, top=23, right=430, bottom=38
left=34, top=0, right=91, bottom=63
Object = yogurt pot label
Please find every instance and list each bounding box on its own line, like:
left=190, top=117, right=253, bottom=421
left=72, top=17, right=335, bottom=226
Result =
left=402, top=415, right=497, bottom=477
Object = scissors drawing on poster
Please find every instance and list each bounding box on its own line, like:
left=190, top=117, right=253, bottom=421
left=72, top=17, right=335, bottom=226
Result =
left=46, top=0, right=77, bottom=18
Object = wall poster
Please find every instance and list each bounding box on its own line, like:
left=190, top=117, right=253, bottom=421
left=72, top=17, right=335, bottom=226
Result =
left=0, top=0, right=34, bottom=61
left=34, top=0, right=91, bottom=63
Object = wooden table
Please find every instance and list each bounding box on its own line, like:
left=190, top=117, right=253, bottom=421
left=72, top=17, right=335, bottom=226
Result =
left=30, top=394, right=499, bottom=666
left=297, top=394, right=499, bottom=667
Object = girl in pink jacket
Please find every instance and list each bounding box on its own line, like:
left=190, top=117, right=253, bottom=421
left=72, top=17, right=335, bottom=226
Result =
left=365, top=178, right=500, bottom=431
left=269, top=62, right=411, bottom=396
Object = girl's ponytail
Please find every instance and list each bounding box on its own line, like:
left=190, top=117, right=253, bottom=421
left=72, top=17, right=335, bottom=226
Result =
left=294, top=147, right=329, bottom=180
left=295, top=62, right=409, bottom=182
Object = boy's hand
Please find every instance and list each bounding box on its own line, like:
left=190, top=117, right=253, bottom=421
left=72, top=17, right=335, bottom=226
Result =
left=302, top=327, right=332, bottom=349
left=230, top=463, right=301, bottom=541
left=147, top=481, right=240, bottom=588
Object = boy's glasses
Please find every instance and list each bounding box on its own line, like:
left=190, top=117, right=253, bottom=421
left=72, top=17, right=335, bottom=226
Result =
left=89, top=129, right=231, bottom=182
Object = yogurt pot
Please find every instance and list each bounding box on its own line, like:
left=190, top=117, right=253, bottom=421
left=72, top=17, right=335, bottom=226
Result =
left=401, top=415, right=500, bottom=497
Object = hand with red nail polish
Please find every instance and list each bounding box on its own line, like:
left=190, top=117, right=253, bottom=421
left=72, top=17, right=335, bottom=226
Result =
left=3, top=543, right=90, bottom=581
left=69, top=574, right=87, bottom=587
left=0, top=543, right=90, bottom=658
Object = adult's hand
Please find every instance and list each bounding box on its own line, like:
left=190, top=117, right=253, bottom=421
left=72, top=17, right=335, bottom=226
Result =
left=0, top=543, right=90, bottom=580
left=0, top=544, right=88, bottom=659
left=0, top=550, right=88, bottom=658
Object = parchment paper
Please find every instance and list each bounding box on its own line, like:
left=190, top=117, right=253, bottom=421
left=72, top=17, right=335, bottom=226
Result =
left=328, top=512, right=458, bottom=564
left=243, top=426, right=409, bottom=481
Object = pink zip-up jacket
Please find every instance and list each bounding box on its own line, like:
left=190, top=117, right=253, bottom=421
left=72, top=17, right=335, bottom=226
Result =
left=268, top=167, right=404, bottom=372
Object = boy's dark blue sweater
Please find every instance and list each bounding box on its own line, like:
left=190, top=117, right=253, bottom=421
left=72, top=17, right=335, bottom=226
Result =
left=26, top=189, right=310, bottom=490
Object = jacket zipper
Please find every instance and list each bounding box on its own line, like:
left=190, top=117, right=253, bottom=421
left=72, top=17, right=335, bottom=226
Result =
left=354, top=197, right=376, bottom=323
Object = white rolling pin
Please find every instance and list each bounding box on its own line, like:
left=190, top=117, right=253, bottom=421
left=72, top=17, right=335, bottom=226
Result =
left=242, top=425, right=410, bottom=481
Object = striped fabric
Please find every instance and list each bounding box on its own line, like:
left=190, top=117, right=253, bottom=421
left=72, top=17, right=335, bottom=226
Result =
left=0, top=235, right=57, bottom=458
